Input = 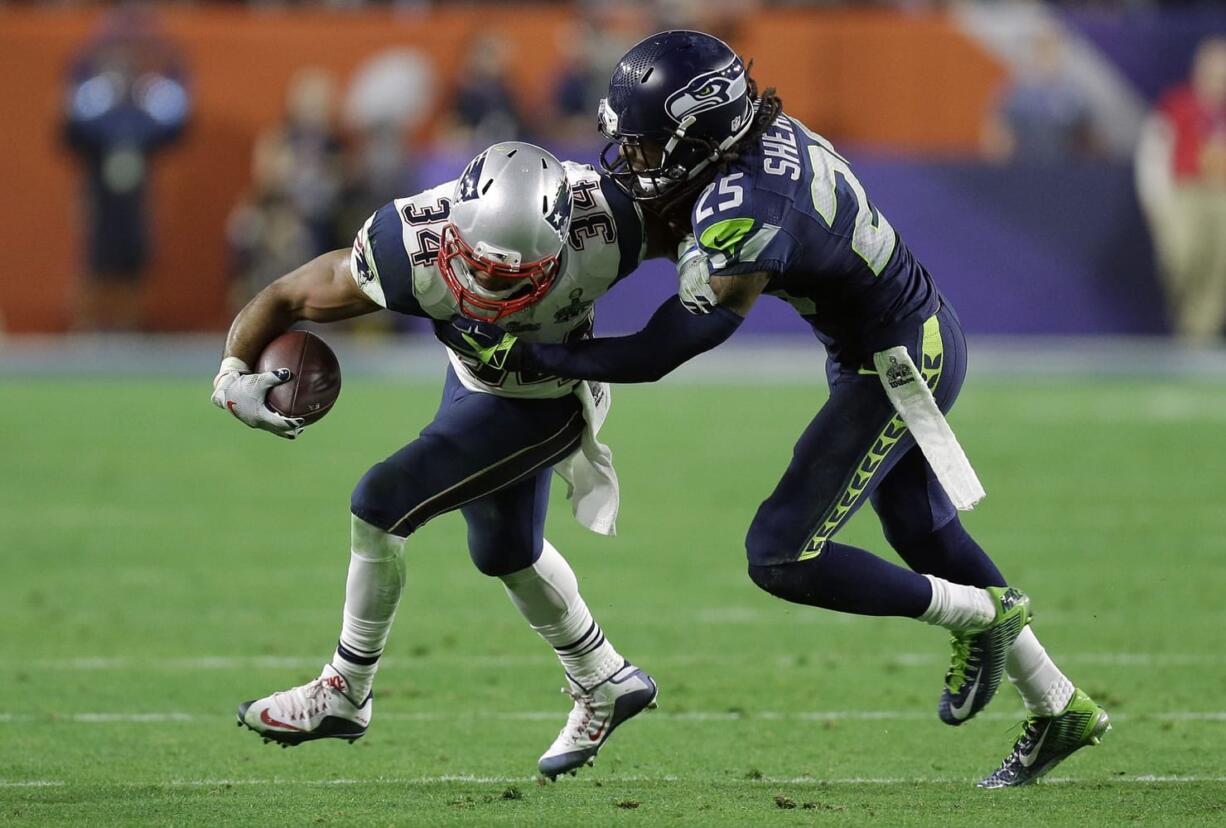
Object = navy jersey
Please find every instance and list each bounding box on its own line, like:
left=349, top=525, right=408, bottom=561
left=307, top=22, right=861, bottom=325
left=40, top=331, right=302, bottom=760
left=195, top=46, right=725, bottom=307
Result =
left=691, top=113, right=940, bottom=365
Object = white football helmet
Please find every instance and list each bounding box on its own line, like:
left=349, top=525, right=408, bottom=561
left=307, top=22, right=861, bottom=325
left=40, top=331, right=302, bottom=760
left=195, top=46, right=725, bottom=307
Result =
left=439, top=142, right=573, bottom=321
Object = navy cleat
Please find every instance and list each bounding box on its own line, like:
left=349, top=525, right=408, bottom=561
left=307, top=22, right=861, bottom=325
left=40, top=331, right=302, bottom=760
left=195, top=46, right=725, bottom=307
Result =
left=979, top=689, right=1111, bottom=788
left=939, top=586, right=1031, bottom=726
left=236, top=664, right=371, bottom=747
left=538, top=661, right=658, bottom=780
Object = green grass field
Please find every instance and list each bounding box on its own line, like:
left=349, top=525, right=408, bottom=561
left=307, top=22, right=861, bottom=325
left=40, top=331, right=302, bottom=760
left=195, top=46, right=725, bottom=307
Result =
left=2, top=376, right=1224, bottom=825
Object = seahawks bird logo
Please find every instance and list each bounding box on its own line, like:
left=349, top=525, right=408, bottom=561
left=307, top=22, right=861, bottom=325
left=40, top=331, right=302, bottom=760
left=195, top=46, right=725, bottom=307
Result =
left=664, top=59, right=747, bottom=123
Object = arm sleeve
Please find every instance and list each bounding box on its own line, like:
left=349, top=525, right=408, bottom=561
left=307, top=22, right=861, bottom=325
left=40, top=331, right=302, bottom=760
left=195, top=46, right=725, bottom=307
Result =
left=520, top=295, right=744, bottom=383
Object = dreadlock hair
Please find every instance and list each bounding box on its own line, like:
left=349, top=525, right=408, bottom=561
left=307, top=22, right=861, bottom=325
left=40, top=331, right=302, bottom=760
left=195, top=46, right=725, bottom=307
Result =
left=647, top=64, right=784, bottom=236
left=734, top=68, right=784, bottom=159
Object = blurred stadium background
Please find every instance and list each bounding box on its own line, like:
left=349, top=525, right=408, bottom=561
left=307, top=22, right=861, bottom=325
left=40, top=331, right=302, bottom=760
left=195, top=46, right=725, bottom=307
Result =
left=1, top=0, right=1224, bottom=342
left=3, top=0, right=1226, bottom=823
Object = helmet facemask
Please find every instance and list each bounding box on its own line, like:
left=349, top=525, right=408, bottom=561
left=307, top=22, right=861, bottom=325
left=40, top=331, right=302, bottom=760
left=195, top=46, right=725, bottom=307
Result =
left=597, top=65, right=758, bottom=204
left=440, top=142, right=573, bottom=322
left=598, top=101, right=719, bottom=201
left=438, top=222, right=561, bottom=322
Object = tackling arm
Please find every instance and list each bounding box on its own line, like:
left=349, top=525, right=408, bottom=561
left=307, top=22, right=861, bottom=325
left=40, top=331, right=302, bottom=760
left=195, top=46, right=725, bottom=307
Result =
left=518, top=271, right=770, bottom=383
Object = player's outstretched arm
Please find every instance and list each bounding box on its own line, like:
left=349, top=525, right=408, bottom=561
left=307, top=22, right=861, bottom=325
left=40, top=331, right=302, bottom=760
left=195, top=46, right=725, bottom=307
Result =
left=437, top=271, right=769, bottom=384
left=524, top=271, right=767, bottom=382
left=213, top=249, right=380, bottom=438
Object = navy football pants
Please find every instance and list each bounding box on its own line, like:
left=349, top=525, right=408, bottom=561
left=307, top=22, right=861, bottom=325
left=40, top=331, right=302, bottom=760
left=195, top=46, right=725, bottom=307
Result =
left=350, top=368, right=584, bottom=576
left=746, top=303, right=993, bottom=571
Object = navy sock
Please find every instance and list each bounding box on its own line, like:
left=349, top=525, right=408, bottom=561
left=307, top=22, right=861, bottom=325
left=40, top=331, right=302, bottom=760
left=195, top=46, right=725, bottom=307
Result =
left=748, top=541, right=932, bottom=617
left=890, top=519, right=1006, bottom=588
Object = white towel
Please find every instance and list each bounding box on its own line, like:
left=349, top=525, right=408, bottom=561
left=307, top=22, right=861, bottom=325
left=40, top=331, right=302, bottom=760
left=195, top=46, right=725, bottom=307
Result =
left=553, top=380, right=620, bottom=536
left=873, top=346, right=985, bottom=511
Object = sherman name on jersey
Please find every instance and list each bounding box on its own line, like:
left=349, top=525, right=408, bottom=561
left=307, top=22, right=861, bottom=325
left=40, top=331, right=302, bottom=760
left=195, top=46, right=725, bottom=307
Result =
left=691, top=112, right=940, bottom=366
left=350, top=162, right=645, bottom=398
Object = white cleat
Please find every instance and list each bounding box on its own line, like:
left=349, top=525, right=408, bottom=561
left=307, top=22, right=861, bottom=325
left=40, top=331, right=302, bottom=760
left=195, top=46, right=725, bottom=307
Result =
left=538, top=661, right=658, bottom=779
left=236, top=664, right=371, bottom=747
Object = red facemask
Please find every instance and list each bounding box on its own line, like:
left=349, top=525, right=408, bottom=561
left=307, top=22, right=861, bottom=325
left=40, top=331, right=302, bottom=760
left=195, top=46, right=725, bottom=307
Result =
left=438, top=223, right=561, bottom=322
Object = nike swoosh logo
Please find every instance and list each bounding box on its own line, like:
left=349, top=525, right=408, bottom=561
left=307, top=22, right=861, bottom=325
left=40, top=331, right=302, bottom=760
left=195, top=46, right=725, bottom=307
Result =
left=260, top=708, right=304, bottom=731
left=948, top=676, right=981, bottom=720
left=226, top=400, right=239, bottom=417
left=587, top=716, right=609, bottom=742
left=1019, top=725, right=1049, bottom=767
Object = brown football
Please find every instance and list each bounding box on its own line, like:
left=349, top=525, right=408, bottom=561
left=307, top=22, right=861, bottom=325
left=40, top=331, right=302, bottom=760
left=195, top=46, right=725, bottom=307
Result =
left=256, top=330, right=342, bottom=425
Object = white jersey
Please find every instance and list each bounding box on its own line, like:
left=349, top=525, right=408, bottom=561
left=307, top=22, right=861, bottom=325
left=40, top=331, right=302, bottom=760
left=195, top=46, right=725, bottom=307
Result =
left=350, top=162, right=645, bottom=399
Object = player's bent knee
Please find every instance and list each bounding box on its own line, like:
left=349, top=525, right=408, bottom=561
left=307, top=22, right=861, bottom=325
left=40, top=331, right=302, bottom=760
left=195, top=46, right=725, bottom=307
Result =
left=462, top=496, right=542, bottom=577
left=466, top=530, right=537, bottom=578
left=745, top=506, right=797, bottom=567
left=467, top=540, right=537, bottom=576
left=350, top=462, right=417, bottom=537
left=467, top=547, right=527, bottom=578
left=747, top=561, right=796, bottom=600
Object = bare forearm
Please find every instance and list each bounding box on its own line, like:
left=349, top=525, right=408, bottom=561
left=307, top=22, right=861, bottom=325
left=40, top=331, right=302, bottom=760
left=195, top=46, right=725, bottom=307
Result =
left=223, top=249, right=378, bottom=365
left=223, top=285, right=300, bottom=366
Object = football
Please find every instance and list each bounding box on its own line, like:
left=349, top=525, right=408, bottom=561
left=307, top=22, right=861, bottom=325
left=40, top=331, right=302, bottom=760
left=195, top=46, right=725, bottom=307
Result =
left=256, top=330, right=342, bottom=425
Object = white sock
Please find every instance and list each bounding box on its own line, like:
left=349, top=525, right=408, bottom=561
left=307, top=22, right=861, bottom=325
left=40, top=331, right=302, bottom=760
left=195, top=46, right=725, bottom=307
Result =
left=330, top=515, right=406, bottom=700
left=1007, top=626, right=1075, bottom=716
left=500, top=539, right=624, bottom=689
left=918, top=575, right=996, bottom=631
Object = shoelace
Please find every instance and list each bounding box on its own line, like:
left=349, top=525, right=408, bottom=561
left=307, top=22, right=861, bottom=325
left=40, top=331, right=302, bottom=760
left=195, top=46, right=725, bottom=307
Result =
left=1014, top=719, right=1043, bottom=753
left=270, top=676, right=337, bottom=721
left=992, top=718, right=1043, bottom=774
left=945, top=633, right=977, bottom=690
left=561, top=686, right=597, bottom=741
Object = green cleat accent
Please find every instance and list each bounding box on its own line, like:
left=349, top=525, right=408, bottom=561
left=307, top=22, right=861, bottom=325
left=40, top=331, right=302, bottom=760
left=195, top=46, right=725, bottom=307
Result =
left=938, top=586, right=1031, bottom=726
left=978, top=688, right=1111, bottom=788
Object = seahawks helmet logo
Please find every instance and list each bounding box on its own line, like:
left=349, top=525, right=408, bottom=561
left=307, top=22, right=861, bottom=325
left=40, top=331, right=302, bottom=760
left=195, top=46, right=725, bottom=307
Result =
left=664, top=59, right=747, bottom=123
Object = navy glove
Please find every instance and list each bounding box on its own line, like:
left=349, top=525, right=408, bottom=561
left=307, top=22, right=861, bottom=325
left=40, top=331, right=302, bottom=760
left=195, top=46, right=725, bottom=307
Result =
left=433, top=315, right=524, bottom=372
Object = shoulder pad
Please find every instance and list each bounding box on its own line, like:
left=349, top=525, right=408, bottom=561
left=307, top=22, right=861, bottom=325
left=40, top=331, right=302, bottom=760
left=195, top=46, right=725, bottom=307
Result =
left=690, top=167, right=794, bottom=275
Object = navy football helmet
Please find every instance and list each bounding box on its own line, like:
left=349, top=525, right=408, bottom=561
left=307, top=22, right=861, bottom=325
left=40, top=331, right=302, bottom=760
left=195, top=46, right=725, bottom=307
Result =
left=599, top=30, right=756, bottom=201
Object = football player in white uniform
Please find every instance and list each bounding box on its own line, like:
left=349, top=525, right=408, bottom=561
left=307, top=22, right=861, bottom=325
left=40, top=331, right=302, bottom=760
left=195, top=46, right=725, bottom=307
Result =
left=212, top=143, right=661, bottom=779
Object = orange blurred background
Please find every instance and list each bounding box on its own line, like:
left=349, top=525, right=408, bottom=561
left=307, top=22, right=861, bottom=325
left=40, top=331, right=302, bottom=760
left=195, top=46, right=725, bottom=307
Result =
left=0, top=5, right=1003, bottom=333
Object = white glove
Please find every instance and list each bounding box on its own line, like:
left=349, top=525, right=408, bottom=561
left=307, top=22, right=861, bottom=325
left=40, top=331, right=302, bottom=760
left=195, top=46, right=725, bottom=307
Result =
left=677, top=234, right=717, bottom=315
left=211, top=356, right=306, bottom=440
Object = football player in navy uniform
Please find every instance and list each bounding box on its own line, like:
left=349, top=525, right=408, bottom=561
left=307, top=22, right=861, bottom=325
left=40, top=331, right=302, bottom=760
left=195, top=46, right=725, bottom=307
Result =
left=435, top=31, right=1110, bottom=787
left=213, top=143, right=660, bottom=779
